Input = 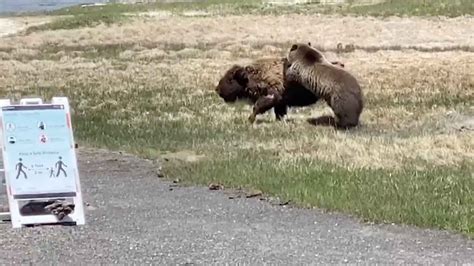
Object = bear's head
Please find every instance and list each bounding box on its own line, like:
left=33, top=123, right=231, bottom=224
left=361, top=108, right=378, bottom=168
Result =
left=287, top=42, right=345, bottom=68
left=288, top=43, right=326, bottom=66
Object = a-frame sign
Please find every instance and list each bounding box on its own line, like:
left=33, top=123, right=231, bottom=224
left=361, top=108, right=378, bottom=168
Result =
left=0, top=97, right=85, bottom=228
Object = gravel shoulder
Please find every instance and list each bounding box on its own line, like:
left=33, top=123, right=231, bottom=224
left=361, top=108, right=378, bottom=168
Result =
left=0, top=148, right=472, bottom=264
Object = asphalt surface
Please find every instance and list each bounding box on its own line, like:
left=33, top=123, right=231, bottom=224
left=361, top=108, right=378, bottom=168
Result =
left=0, top=148, right=473, bottom=264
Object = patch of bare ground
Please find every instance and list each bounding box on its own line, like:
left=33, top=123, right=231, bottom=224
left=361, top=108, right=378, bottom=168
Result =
left=0, top=16, right=53, bottom=38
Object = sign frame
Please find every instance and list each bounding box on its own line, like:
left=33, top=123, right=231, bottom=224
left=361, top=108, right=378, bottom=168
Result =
left=0, top=97, right=85, bottom=228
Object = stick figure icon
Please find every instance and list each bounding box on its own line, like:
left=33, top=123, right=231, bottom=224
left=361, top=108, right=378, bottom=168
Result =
left=15, top=158, right=28, bottom=179
left=55, top=156, right=67, bottom=177
left=49, top=167, right=55, bottom=178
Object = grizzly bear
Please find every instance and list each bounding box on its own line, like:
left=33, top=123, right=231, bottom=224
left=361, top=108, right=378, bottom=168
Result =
left=215, top=57, right=345, bottom=123
left=284, top=43, right=363, bottom=129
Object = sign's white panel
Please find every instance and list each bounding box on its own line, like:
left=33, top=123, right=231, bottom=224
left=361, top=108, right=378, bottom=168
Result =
left=1, top=104, right=78, bottom=196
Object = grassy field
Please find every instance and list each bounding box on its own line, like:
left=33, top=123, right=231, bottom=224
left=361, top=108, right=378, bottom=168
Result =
left=12, top=0, right=474, bottom=33
left=0, top=1, right=473, bottom=236
left=48, top=0, right=474, bottom=17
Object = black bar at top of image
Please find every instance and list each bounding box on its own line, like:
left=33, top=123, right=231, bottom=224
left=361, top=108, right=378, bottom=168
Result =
left=13, top=192, right=77, bottom=199
left=2, top=104, right=65, bottom=111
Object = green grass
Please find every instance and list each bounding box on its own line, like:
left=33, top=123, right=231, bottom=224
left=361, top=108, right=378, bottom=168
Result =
left=25, top=13, right=127, bottom=33
left=17, top=0, right=473, bottom=33
left=12, top=0, right=473, bottom=19
left=23, top=0, right=261, bottom=32
left=164, top=151, right=473, bottom=235
left=343, top=0, right=474, bottom=17
left=55, top=0, right=473, bottom=17
left=50, top=0, right=263, bottom=16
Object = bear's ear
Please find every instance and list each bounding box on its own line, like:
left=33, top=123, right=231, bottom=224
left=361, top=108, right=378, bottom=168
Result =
left=331, top=61, right=345, bottom=68
left=307, top=42, right=311, bottom=47
left=283, top=58, right=291, bottom=69
left=290, top=44, right=298, bottom=52
left=304, top=50, right=321, bottom=64
left=234, top=67, right=249, bottom=86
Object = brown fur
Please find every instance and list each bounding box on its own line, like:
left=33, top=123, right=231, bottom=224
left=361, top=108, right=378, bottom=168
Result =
left=215, top=57, right=344, bottom=123
left=285, top=43, right=363, bottom=129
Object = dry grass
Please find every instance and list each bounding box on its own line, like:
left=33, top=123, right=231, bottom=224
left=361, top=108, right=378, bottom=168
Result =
left=0, top=13, right=473, bottom=234
left=0, top=47, right=471, bottom=170
left=1, top=14, right=473, bottom=50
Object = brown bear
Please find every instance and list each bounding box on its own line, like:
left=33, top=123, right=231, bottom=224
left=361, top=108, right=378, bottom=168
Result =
left=284, top=43, right=363, bottom=129
left=215, top=57, right=345, bottom=123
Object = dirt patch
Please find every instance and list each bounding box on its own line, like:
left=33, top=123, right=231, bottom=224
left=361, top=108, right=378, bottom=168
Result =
left=442, top=111, right=474, bottom=133
left=0, top=17, right=53, bottom=38
left=161, top=150, right=206, bottom=163
left=0, top=18, right=19, bottom=37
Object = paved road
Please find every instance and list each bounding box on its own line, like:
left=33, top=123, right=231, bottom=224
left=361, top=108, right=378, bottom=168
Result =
left=0, top=148, right=473, bottom=264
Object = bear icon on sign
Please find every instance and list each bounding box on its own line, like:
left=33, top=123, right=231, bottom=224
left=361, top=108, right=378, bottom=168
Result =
left=40, top=134, right=48, bottom=144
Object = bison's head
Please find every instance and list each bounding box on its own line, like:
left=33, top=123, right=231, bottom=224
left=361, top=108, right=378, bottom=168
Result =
left=215, top=65, right=249, bottom=103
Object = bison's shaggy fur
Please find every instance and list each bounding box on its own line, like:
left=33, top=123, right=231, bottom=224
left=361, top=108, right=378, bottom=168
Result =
left=285, top=43, right=364, bottom=129
left=215, top=57, right=344, bottom=123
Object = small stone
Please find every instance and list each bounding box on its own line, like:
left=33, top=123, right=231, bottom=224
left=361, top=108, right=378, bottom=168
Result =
left=208, top=183, right=223, bottom=190
left=245, top=189, right=262, bottom=198
left=156, top=168, right=165, bottom=178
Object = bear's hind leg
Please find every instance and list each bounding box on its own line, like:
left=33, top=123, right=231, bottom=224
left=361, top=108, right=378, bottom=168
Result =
left=334, top=112, right=359, bottom=130
left=331, top=93, right=362, bottom=130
